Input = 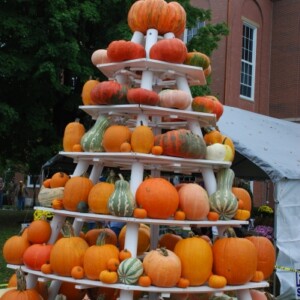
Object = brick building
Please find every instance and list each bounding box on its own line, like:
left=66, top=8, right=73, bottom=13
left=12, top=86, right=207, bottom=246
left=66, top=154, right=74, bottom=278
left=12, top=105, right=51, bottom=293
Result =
left=190, top=0, right=300, bottom=208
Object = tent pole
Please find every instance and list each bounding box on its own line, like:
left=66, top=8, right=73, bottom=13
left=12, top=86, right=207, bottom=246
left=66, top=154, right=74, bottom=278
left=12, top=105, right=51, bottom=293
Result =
left=273, top=182, right=279, bottom=296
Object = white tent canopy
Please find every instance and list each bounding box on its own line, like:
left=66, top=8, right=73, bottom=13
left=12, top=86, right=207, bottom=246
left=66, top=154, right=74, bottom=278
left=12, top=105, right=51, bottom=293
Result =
left=218, top=106, right=300, bottom=298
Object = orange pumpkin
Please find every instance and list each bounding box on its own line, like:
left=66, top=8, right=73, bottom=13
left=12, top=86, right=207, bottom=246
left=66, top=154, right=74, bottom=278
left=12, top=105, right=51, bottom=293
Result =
left=85, top=228, right=118, bottom=246
left=174, top=235, right=213, bottom=286
left=158, top=232, right=182, bottom=251
left=127, top=0, right=186, bottom=37
left=136, top=177, right=179, bottom=219
left=49, top=230, right=89, bottom=276
left=63, top=176, right=93, bottom=211
left=203, top=129, right=223, bottom=145
left=177, top=183, right=210, bottom=220
left=246, top=236, right=276, bottom=279
left=27, top=219, right=52, bottom=244
left=184, top=51, right=210, bottom=69
left=63, top=119, right=85, bottom=151
left=102, top=125, right=132, bottom=152
left=1, top=269, right=44, bottom=300
left=50, top=171, right=70, bottom=188
left=107, top=40, right=146, bottom=62
left=143, top=248, right=182, bottom=287
left=71, top=265, right=85, bottom=279
left=127, top=87, right=159, bottom=106
left=81, top=79, right=99, bottom=105
left=90, top=80, right=128, bottom=105
left=150, top=38, right=188, bottom=64
left=131, top=122, right=154, bottom=154
left=59, top=282, right=87, bottom=300
left=212, top=236, right=258, bottom=285
left=83, top=231, right=120, bottom=280
left=118, top=224, right=150, bottom=256
left=232, top=187, right=252, bottom=212
left=88, top=182, right=115, bottom=214
left=23, top=244, right=53, bottom=271
left=3, top=235, right=31, bottom=265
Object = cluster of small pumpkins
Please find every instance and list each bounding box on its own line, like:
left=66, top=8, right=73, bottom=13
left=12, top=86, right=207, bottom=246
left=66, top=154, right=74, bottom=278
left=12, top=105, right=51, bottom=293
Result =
left=38, top=167, right=250, bottom=223
left=2, top=214, right=275, bottom=300
left=62, top=116, right=235, bottom=164
left=81, top=79, right=222, bottom=119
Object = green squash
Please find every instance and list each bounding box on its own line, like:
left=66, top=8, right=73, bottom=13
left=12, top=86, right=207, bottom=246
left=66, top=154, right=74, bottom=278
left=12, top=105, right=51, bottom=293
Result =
left=107, top=174, right=136, bottom=217
left=80, top=115, right=109, bottom=152
left=209, top=168, right=238, bottom=220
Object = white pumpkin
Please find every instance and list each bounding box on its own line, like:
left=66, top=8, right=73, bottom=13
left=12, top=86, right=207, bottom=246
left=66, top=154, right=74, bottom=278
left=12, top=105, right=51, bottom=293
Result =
left=158, top=89, right=191, bottom=110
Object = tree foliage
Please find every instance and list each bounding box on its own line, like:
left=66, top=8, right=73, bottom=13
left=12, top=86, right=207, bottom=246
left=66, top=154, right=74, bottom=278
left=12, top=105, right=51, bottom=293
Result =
left=0, top=0, right=228, bottom=176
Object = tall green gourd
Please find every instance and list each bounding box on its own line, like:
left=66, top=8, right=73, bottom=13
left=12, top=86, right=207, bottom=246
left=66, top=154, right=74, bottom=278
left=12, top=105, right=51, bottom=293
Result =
left=107, top=174, right=136, bottom=217
left=80, top=115, right=109, bottom=152
left=209, top=168, right=238, bottom=220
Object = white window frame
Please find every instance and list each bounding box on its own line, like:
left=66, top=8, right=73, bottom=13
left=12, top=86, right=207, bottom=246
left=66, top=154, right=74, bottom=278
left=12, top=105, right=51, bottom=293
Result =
left=183, top=20, right=205, bottom=44
left=27, top=175, right=41, bottom=188
left=240, top=21, right=257, bottom=101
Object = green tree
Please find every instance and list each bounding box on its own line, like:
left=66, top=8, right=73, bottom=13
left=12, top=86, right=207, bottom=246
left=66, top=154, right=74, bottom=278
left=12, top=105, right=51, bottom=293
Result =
left=0, top=0, right=228, bottom=177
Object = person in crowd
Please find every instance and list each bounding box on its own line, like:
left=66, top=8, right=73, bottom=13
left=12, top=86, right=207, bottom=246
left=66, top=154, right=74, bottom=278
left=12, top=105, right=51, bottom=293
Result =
left=7, top=177, right=17, bottom=206
left=16, top=180, right=28, bottom=210
left=0, top=177, right=4, bottom=209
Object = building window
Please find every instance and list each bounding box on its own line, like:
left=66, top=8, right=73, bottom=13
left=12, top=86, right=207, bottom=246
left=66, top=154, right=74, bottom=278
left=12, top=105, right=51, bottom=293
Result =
left=183, top=21, right=205, bottom=43
left=27, top=175, right=41, bottom=188
left=240, top=22, right=257, bottom=100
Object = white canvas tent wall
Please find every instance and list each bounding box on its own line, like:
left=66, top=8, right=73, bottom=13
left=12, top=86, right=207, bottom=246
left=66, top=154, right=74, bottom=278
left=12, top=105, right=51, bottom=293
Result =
left=218, top=106, right=300, bottom=298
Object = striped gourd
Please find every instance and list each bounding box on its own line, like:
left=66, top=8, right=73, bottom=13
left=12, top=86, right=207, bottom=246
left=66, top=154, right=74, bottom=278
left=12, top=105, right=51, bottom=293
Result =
left=80, top=115, right=109, bottom=152
left=209, top=168, right=238, bottom=220
left=117, top=257, right=143, bottom=285
left=154, top=129, right=207, bottom=159
left=107, top=174, right=136, bottom=217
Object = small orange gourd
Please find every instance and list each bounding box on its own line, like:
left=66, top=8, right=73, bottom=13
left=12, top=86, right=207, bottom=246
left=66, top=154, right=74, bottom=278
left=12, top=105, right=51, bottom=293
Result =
left=99, top=270, right=118, bottom=284
left=71, top=266, right=85, bottom=279
left=138, top=275, right=152, bottom=287
left=208, top=274, right=227, bottom=288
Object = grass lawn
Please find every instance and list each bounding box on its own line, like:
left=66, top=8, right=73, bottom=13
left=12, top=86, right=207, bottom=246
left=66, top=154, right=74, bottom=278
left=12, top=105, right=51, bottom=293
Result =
left=0, top=207, right=34, bottom=286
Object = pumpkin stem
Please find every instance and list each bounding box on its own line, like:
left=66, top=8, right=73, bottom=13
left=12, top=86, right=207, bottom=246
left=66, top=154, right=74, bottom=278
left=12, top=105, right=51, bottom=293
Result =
left=118, top=173, right=124, bottom=181
left=224, top=227, right=237, bottom=238
left=55, top=295, right=67, bottom=300
left=158, top=247, right=169, bottom=257
left=187, top=231, right=196, bottom=238
left=96, top=230, right=108, bottom=246
left=16, top=267, right=27, bottom=291
left=106, top=169, right=117, bottom=183
left=61, top=221, right=75, bottom=238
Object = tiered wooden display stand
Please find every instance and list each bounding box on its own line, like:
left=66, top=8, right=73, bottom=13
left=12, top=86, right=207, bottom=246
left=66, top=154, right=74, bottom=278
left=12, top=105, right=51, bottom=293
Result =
left=8, top=30, right=269, bottom=300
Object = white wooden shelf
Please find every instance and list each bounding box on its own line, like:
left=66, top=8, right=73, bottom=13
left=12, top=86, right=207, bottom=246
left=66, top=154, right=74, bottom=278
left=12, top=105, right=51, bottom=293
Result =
left=34, top=206, right=247, bottom=227
left=7, top=264, right=269, bottom=295
left=58, top=151, right=230, bottom=174
left=79, top=104, right=217, bottom=129
left=97, top=58, right=206, bottom=88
